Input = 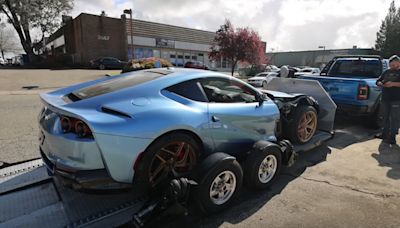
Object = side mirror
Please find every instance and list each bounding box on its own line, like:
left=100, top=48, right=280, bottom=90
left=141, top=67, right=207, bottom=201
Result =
left=257, top=93, right=265, bottom=107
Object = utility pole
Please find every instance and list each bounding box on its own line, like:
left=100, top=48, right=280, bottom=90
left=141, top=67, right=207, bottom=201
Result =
left=124, top=9, right=133, bottom=60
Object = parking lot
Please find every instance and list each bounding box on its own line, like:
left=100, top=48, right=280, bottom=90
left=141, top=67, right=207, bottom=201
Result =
left=0, top=69, right=399, bottom=227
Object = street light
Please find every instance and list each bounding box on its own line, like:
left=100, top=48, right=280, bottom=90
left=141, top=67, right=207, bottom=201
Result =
left=124, top=9, right=133, bottom=60
left=318, top=46, right=326, bottom=51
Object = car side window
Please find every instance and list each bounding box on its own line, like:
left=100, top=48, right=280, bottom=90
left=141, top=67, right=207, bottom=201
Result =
left=200, top=78, right=258, bottom=103
left=166, top=80, right=208, bottom=102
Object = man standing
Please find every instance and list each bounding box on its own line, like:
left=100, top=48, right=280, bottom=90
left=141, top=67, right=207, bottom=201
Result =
left=376, top=55, right=400, bottom=145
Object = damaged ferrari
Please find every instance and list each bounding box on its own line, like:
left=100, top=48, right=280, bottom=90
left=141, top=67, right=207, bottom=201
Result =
left=38, top=68, right=319, bottom=194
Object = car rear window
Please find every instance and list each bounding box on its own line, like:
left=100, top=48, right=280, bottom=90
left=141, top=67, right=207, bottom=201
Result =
left=329, top=59, right=382, bottom=78
left=166, top=80, right=208, bottom=102
left=72, top=70, right=170, bottom=100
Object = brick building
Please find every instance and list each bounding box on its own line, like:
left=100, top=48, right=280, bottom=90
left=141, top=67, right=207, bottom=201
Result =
left=46, top=13, right=233, bottom=70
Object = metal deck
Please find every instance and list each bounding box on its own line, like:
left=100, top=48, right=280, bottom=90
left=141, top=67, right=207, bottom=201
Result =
left=0, top=160, right=147, bottom=228
left=293, top=131, right=333, bottom=153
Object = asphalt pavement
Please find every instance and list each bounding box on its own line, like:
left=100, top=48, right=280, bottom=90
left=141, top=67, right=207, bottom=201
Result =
left=0, top=69, right=399, bottom=227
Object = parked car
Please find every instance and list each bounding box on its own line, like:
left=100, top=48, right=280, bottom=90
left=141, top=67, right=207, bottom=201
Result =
left=294, top=67, right=321, bottom=77
left=298, top=55, right=388, bottom=127
left=39, top=68, right=319, bottom=196
left=0, top=57, right=5, bottom=65
left=248, top=72, right=280, bottom=88
left=184, top=61, right=209, bottom=70
left=90, top=57, right=127, bottom=70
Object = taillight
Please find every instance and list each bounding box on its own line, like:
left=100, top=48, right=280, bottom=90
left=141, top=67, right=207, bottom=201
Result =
left=60, top=116, right=93, bottom=138
left=357, top=84, right=369, bottom=100
left=60, top=117, right=72, bottom=133
left=75, top=120, right=92, bottom=138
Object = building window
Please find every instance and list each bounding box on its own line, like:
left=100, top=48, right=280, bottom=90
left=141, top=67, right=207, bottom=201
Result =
left=192, top=56, right=197, bottom=60
left=170, top=54, right=176, bottom=58
left=134, top=48, right=153, bottom=59
left=153, top=49, right=161, bottom=58
left=185, top=55, right=190, bottom=59
left=198, top=53, right=204, bottom=56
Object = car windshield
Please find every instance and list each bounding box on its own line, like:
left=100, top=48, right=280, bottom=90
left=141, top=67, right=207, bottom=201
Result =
left=329, top=59, right=382, bottom=78
left=72, top=70, right=170, bottom=99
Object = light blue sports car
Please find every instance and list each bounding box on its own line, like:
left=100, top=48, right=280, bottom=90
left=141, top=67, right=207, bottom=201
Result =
left=38, top=68, right=317, bottom=190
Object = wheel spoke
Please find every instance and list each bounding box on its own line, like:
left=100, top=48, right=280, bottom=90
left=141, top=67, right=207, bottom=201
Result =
left=160, top=148, right=176, bottom=156
left=223, top=173, right=230, bottom=182
left=177, top=142, right=185, bottom=155
left=218, top=191, right=225, bottom=199
left=155, top=154, right=167, bottom=163
left=149, top=163, right=166, bottom=182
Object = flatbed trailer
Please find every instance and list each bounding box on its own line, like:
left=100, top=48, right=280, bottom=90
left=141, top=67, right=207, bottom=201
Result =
left=0, top=135, right=332, bottom=228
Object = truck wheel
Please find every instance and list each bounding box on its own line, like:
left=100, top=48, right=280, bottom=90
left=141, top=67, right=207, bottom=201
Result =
left=244, top=147, right=282, bottom=189
left=288, top=106, right=318, bottom=144
left=366, top=106, right=383, bottom=129
left=192, top=158, right=243, bottom=214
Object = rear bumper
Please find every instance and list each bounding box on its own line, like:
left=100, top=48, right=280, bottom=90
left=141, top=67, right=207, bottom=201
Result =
left=41, top=149, right=130, bottom=190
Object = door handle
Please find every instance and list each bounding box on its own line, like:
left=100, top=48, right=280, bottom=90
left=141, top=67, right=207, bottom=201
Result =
left=211, top=116, right=220, bottom=122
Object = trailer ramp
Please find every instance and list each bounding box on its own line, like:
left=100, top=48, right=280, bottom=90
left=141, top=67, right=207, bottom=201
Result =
left=0, top=159, right=147, bottom=228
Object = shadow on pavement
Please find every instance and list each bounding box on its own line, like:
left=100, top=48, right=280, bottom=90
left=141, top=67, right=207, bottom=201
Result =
left=163, top=145, right=332, bottom=228
left=327, top=115, right=380, bottom=149
left=372, top=143, right=400, bottom=180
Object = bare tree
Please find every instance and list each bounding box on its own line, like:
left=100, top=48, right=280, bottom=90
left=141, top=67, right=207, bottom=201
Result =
left=0, top=0, right=73, bottom=62
left=0, top=22, right=21, bottom=60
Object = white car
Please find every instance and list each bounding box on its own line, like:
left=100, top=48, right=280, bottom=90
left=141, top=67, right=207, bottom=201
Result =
left=294, top=68, right=321, bottom=76
left=248, top=72, right=279, bottom=88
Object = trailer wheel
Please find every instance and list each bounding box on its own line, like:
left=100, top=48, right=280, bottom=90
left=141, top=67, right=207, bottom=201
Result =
left=192, top=157, right=243, bottom=214
left=244, top=147, right=282, bottom=189
left=288, top=105, right=318, bottom=144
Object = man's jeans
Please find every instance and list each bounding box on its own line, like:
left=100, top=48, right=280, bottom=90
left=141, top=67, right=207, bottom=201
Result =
left=381, top=100, right=400, bottom=142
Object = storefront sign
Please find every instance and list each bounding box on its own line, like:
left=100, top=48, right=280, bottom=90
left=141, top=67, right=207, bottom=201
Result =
left=98, top=35, right=110, bottom=41
left=156, top=38, right=175, bottom=48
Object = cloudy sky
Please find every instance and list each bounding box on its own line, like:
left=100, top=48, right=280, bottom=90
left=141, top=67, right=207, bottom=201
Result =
left=60, top=0, right=400, bottom=51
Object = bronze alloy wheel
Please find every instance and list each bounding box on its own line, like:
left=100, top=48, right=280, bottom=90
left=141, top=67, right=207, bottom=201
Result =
left=148, top=141, right=197, bottom=186
left=297, top=110, right=318, bottom=143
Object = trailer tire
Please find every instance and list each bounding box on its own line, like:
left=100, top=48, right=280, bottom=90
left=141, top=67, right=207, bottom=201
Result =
left=192, top=156, right=243, bottom=214
left=244, top=147, right=282, bottom=190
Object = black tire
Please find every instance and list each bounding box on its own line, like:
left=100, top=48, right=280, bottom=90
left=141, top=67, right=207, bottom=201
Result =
left=262, top=81, right=268, bottom=89
left=288, top=106, right=318, bottom=144
left=192, top=159, right=243, bottom=214
left=244, top=147, right=282, bottom=190
left=99, top=64, right=105, bottom=70
left=134, top=132, right=200, bottom=190
left=365, top=105, right=383, bottom=129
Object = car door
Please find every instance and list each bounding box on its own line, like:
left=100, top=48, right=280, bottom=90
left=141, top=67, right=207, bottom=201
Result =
left=200, top=77, right=279, bottom=155
left=108, top=58, right=120, bottom=68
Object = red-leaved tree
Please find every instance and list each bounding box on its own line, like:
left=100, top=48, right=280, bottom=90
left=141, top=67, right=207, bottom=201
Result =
left=209, top=20, right=266, bottom=76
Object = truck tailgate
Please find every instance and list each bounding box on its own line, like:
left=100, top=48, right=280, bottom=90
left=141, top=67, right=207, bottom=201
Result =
left=299, top=75, right=364, bottom=104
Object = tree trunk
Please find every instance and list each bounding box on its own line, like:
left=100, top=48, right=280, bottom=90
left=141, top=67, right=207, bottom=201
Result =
left=1, top=50, right=4, bottom=60
left=231, top=60, right=238, bottom=76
